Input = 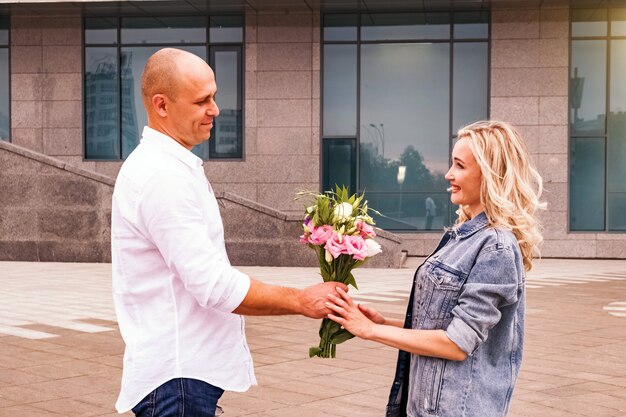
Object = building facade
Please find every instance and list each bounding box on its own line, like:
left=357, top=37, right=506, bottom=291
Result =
left=1, top=0, right=625, bottom=260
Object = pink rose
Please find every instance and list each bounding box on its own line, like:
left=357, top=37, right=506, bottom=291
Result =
left=343, top=235, right=368, bottom=261
left=309, top=225, right=334, bottom=246
left=324, top=232, right=344, bottom=259
left=356, top=220, right=376, bottom=238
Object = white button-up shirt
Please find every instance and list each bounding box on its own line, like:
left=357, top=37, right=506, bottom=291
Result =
left=112, top=127, right=255, bottom=413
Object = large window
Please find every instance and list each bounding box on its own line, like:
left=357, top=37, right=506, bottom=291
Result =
left=84, top=15, right=243, bottom=160
left=0, top=15, right=9, bottom=142
left=322, top=12, right=489, bottom=231
left=570, top=9, right=626, bottom=231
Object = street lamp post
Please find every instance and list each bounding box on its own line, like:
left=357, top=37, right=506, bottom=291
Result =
left=397, top=165, right=406, bottom=218
left=369, top=123, right=385, bottom=160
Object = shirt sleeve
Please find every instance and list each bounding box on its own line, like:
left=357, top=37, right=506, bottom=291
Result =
left=444, top=246, right=521, bottom=356
left=139, top=171, right=250, bottom=313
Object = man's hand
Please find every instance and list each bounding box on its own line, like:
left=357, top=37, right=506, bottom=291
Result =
left=298, top=282, right=349, bottom=319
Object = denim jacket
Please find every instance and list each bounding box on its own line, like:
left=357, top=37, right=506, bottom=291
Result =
left=386, top=212, right=525, bottom=417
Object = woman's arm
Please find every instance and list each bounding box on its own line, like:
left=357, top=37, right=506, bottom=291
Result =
left=327, top=288, right=467, bottom=361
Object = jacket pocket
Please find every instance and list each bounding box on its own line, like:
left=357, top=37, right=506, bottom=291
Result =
left=426, top=264, right=464, bottom=320
left=423, top=358, right=446, bottom=415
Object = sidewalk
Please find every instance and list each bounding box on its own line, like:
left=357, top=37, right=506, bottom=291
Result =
left=0, top=259, right=625, bottom=416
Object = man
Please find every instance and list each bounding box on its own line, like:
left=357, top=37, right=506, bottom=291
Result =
left=111, top=48, right=344, bottom=417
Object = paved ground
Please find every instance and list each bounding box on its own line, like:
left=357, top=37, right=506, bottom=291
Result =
left=0, top=259, right=625, bottom=416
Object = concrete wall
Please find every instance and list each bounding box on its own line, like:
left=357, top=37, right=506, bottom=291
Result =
left=0, top=140, right=113, bottom=262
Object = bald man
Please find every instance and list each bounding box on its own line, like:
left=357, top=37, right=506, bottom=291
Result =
left=111, top=48, right=344, bottom=417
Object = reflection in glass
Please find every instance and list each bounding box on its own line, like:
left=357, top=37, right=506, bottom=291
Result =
left=608, top=40, right=626, bottom=230
left=323, top=14, right=357, bottom=41
left=570, top=40, right=606, bottom=136
left=361, top=13, right=450, bottom=41
left=570, top=138, right=605, bottom=231
left=0, top=48, right=8, bottom=141
left=85, top=48, right=119, bottom=159
left=453, top=12, right=489, bottom=39
left=210, top=49, right=241, bottom=159
left=323, top=44, right=357, bottom=137
left=121, top=16, right=206, bottom=44
left=120, top=46, right=207, bottom=159
left=360, top=43, right=450, bottom=230
left=209, top=16, right=243, bottom=43
left=572, top=9, right=607, bottom=37
left=453, top=42, right=489, bottom=133
left=85, top=17, right=117, bottom=45
left=322, top=139, right=356, bottom=195
left=612, top=9, right=626, bottom=36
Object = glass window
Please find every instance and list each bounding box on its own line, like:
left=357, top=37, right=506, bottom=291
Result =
left=572, top=9, right=607, bottom=37
left=570, top=138, right=605, bottom=231
left=570, top=8, right=626, bottom=232
left=209, top=15, right=244, bottom=43
left=453, top=12, right=489, bottom=39
left=209, top=46, right=242, bottom=159
left=121, top=16, right=206, bottom=44
left=570, top=40, right=606, bottom=136
left=322, top=12, right=488, bottom=231
left=322, top=139, right=356, bottom=195
left=0, top=16, right=8, bottom=142
left=323, top=44, right=357, bottom=137
left=323, top=14, right=357, bottom=42
left=361, top=13, right=450, bottom=41
left=84, top=15, right=243, bottom=161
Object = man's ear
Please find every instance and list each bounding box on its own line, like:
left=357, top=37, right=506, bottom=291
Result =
left=152, top=94, right=168, bottom=118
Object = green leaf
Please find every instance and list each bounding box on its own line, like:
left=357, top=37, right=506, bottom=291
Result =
left=309, top=347, right=322, bottom=358
left=330, top=329, right=355, bottom=344
left=345, top=273, right=358, bottom=290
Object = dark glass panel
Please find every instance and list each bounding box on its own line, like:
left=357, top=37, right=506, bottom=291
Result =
left=361, top=13, right=450, bottom=41
left=323, top=44, right=357, bottom=137
left=209, top=47, right=242, bottom=159
left=570, top=137, right=606, bottom=231
left=608, top=40, right=626, bottom=230
left=209, top=15, right=243, bottom=43
left=570, top=40, right=606, bottom=136
left=453, top=11, right=489, bottom=39
left=85, top=47, right=120, bottom=159
left=120, top=46, right=207, bottom=159
left=453, top=42, right=489, bottom=133
left=323, top=14, right=358, bottom=42
left=322, top=139, right=356, bottom=195
left=571, top=9, right=607, bottom=37
left=360, top=43, right=450, bottom=230
left=612, top=8, right=626, bottom=37
left=0, top=48, right=8, bottom=141
left=85, top=17, right=117, bottom=45
left=121, top=16, right=206, bottom=44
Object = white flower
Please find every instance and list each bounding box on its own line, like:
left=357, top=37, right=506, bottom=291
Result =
left=365, top=239, right=382, bottom=258
left=333, top=202, right=354, bottom=221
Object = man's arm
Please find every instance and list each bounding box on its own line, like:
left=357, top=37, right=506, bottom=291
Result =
left=233, top=279, right=347, bottom=319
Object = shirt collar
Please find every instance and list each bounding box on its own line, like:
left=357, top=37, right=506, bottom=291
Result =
left=450, top=211, right=488, bottom=239
left=141, top=126, right=203, bottom=169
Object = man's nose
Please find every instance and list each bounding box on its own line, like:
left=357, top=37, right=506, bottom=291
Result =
left=209, top=102, right=219, bottom=117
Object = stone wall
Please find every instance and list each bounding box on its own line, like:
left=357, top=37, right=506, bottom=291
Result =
left=490, top=6, right=626, bottom=258
left=0, top=140, right=113, bottom=262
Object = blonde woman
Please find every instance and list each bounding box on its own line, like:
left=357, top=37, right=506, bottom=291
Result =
left=326, top=120, right=545, bottom=417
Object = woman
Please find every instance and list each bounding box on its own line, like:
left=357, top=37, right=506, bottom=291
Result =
left=326, top=120, right=545, bottom=417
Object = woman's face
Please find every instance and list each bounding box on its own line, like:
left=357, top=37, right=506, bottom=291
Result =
left=445, top=137, right=484, bottom=218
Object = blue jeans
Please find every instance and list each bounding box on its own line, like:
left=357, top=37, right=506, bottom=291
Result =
left=132, top=378, right=224, bottom=417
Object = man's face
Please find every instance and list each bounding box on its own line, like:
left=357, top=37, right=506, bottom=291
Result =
left=167, top=64, right=219, bottom=149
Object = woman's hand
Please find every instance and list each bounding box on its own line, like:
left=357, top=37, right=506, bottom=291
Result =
left=357, top=303, right=386, bottom=325
left=326, top=287, right=376, bottom=340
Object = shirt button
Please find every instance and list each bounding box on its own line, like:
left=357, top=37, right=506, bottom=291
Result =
left=417, top=283, right=422, bottom=290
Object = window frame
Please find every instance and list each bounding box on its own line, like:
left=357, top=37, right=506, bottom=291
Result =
left=569, top=8, right=626, bottom=232
left=82, top=14, right=245, bottom=161
left=320, top=10, right=490, bottom=232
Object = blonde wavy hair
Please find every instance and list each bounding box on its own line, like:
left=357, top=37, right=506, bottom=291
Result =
left=455, top=120, right=546, bottom=271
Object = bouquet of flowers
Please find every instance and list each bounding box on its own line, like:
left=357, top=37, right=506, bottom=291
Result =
left=298, top=186, right=382, bottom=358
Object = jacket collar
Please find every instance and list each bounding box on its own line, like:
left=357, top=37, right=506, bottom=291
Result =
left=141, top=126, right=203, bottom=169
left=450, top=211, right=488, bottom=239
